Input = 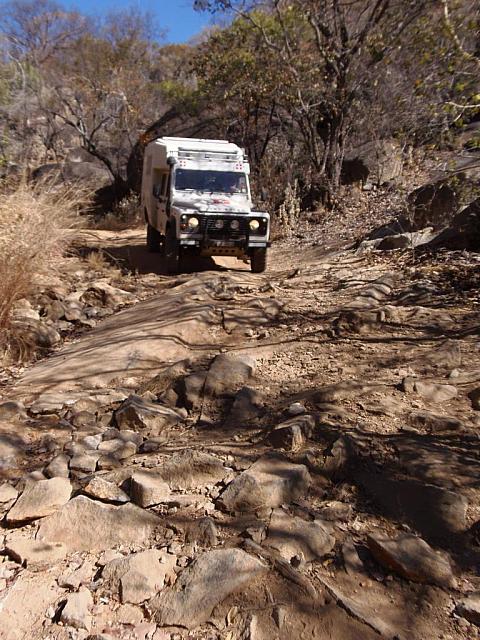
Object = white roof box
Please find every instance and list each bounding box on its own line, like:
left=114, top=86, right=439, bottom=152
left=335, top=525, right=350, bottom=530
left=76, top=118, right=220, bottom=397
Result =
left=153, top=136, right=245, bottom=161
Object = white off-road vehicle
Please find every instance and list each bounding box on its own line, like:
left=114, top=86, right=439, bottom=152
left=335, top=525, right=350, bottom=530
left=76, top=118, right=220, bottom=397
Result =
left=141, top=136, right=270, bottom=273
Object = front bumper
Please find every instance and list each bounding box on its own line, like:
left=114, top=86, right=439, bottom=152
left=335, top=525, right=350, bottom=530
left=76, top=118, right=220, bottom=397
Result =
left=178, top=214, right=270, bottom=249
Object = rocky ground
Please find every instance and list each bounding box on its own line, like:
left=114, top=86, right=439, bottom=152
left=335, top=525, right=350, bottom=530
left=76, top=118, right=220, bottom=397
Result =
left=1, top=222, right=480, bottom=640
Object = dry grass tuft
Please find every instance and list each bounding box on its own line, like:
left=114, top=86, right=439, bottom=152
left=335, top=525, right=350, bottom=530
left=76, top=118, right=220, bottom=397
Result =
left=0, top=180, right=87, bottom=358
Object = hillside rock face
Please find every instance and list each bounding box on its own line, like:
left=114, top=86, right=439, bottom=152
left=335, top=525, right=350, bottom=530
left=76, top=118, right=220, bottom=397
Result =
left=342, top=139, right=403, bottom=185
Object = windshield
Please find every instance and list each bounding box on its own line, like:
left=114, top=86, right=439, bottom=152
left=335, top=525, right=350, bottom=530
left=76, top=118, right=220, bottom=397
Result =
left=174, top=169, right=247, bottom=195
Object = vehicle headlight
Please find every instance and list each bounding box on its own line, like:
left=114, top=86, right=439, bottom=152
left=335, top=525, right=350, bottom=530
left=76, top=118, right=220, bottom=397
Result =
left=214, top=219, right=224, bottom=229
left=249, top=219, right=260, bottom=231
left=187, top=217, right=199, bottom=229
left=230, top=220, right=240, bottom=230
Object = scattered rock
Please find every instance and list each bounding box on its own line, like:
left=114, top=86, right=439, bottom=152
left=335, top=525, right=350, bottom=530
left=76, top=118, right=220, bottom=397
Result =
left=37, top=495, right=161, bottom=552
left=0, top=572, right=62, bottom=640
left=115, top=603, right=145, bottom=625
left=155, top=450, right=227, bottom=491
left=322, top=436, right=357, bottom=478
left=204, top=353, right=256, bottom=397
left=264, top=508, right=335, bottom=562
left=456, top=593, right=480, bottom=626
left=342, top=540, right=366, bottom=576
left=81, top=281, right=136, bottom=307
left=426, top=340, right=462, bottom=369
left=219, top=456, right=311, bottom=512
left=97, top=549, right=124, bottom=566
left=149, top=549, right=266, bottom=628
left=60, top=588, right=93, bottom=631
left=468, top=388, right=480, bottom=411
left=114, top=395, right=183, bottom=436
left=58, top=559, right=94, bottom=589
left=180, top=371, right=207, bottom=410
left=83, top=476, right=130, bottom=504
left=186, top=517, right=218, bottom=547
left=45, top=454, right=70, bottom=479
left=0, top=400, right=27, bottom=420
left=6, top=538, right=67, bottom=570
left=409, top=411, right=462, bottom=432
left=69, top=452, right=100, bottom=474
left=6, top=477, right=72, bottom=525
left=287, top=402, right=306, bottom=416
left=0, top=483, right=19, bottom=504
left=319, top=576, right=401, bottom=639
left=316, top=500, right=353, bottom=522
left=130, top=471, right=170, bottom=507
left=229, top=386, right=264, bottom=424
left=314, top=380, right=373, bottom=403
left=360, top=474, right=468, bottom=538
left=376, top=229, right=436, bottom=251
left=12, top=318, right=61, bottom=349
left=268, top=414, right=315, bottom=451
left=367, top=533, right=456, bottom=588
left=413, top=381, right=458, bottom=403
left=102, top=549, right=176, bottom=604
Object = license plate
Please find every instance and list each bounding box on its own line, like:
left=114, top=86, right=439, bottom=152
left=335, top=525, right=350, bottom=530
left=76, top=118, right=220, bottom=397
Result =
left=208, top=239, right=236, bottom=247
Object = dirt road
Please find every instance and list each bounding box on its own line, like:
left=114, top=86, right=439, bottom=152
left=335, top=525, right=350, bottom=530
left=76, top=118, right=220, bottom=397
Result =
left=1, top=227, right=480, bottom=640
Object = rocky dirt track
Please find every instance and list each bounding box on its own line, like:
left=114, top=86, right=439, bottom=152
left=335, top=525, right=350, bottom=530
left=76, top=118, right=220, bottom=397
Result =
left=1, top=227, right=480, bottom=640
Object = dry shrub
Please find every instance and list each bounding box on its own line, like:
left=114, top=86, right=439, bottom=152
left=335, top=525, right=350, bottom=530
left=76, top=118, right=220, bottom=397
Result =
left=272, top=179, right=301, bottom=239
left=95, top=193, right=141, bottom=230
left=0, top=180, right=85, bottom=357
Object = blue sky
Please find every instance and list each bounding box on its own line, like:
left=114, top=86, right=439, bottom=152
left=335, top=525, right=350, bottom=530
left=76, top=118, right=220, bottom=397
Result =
left=62, top=0, right=212, bottom=43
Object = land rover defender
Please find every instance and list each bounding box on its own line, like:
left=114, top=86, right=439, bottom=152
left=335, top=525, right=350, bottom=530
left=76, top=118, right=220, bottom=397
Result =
left=141, top=136, right=270, bottom=273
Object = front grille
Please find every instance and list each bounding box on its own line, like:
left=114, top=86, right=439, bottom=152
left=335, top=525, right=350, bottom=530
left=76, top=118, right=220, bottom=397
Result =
left=200, top=216, right=248, bottom=240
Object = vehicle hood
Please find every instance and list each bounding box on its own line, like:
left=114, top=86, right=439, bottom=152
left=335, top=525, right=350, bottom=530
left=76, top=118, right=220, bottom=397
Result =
left=172, top=192, right=252, bottom=213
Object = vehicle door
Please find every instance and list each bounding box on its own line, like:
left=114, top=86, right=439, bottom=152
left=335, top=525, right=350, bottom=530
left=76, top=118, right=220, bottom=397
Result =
left=153, top=172, right=169, bottom=234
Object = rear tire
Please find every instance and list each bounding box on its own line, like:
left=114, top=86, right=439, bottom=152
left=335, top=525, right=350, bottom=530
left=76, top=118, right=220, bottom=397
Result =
left=147, top=223, right=162, bottom=253
left=165, top=223, right=181, bottom=274
left=251, top=248, right=267, bottom=273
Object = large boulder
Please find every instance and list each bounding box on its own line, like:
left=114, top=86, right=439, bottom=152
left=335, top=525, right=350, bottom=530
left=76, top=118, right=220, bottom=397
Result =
left=59, top=588, right=93, bottom=631
left=149, top=549, right=267, bottom=628
left=114, top=395, right=184, bottom=436
left=367, top=533, right=456, bottom=588
left=130, top=471, right=170, bottom=507
left=408, top=153, right=480, bottom=232
left=154, top=450, right=228, bottom=492
left=204, top=353, right=256, bottom=397
left=10, top=317, right=61, bottom=349
left=265, top=508, right=335, bottom=562
left=102, top=549, right=176, bottom=604
left=6, top=538, right=67, bottom=570
left=426, top=197, right=480, bottom=251
left=219, top=456, right=311, bottom=513
left=408, top=180, right=459, bottom=230
left=37, top=495, right=161, bottom=551
left=6, top=478, right=72, bottom=525
left=456, top=593, right=480, bottom=626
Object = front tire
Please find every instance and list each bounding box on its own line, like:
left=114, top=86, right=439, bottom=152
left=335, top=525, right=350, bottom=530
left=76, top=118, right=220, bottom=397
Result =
left=251, top=248, right=267, bottom=273
left=147, top=223, right=162, bottom=253
left=165, top=223, right=181, bottom=274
